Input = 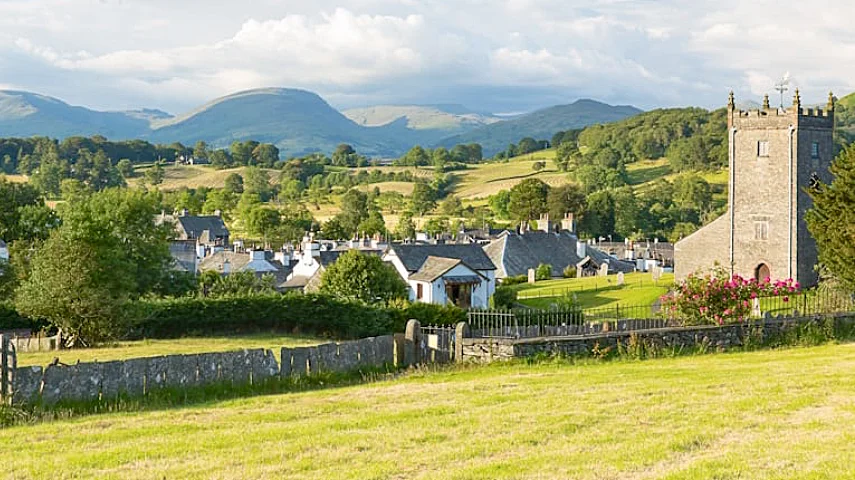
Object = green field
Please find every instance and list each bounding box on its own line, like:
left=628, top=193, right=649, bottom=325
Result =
left=16, top=334, right=322, bottom=368
left=4, top=343, right=855, bottom=479
left=514, top=272, right=674, bottom=310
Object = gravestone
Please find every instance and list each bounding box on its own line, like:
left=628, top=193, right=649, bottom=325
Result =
left=652, top=266, right=662, bottom=283
left=598, top=263, right=609, bottom=277
left=617, top=272, right=625, bottom=286
left=527, top=268, right=536, bottom=284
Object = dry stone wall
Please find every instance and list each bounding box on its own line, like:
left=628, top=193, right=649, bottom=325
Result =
left=7, top=335, right=396, bottom=407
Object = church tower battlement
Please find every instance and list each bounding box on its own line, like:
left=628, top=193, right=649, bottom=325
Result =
left=675, top=90, right=835, bottom=286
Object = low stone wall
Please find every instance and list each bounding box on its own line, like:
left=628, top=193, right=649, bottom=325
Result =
left=8, top=335, right=396, bottom=406
left=460, top=316, right=851, bottom=362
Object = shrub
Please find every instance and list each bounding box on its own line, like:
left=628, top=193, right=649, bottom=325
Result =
left=535, top=263, right=553, bottom=281
left=490, top=286, right=518, bottom=309
left=661, top=266, right=799, bottom=325
left=0, top=301, right=44, bottom=331
left=563, top=266, right=577, bottom=278
left=501, top=275, right=529, bottom=286
left=392, top=301, right=466, bottom=329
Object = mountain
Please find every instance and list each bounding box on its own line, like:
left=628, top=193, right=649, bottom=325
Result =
left=437, top=99, right=643, bottom=156
left=147, top=88, right=417, bottom=157
left=343, top=104, right=501, bottom=134
left=0, top=90, right=150, bottom=139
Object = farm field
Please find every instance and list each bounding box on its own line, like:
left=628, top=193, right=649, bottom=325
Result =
left=129, top=165, right=280, bottom=190
left=16, top=334, right=323, bottom=368
left=4, top=343, right=855, bottom=479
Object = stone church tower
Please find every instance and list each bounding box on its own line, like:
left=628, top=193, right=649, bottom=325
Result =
left=674, top=90, right=835, bottom=287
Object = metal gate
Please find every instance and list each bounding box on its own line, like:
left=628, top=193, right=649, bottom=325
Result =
left=419, top=325, right=456, bottom=364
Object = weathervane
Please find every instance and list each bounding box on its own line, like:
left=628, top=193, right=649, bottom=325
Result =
left=774, top=73, right=790, bottom=109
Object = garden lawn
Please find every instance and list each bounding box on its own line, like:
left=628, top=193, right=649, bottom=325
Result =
left=4, top=343, right=855, bottom=479
left=515, top=272, right=674, bottom=310
left=16, top=334, right=323, bottom=368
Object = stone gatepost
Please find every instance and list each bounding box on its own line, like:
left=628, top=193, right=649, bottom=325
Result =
left=454, top=322, right=470, bottom=362
left=404, top=319, right=422, bottom=366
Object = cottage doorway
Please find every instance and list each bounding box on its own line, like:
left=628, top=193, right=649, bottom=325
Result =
left=755, top=263, right=771, bottom=282
left=446, top=284, right=473, bottom=309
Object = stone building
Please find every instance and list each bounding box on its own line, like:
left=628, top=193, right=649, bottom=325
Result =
left=675, top=90, right=835, bottom=287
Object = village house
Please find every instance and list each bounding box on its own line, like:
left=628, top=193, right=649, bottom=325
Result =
left=282, top=235, right=385, bottom=292
left=384, top=243, right=497, bottom=309
left=158, top=210, right=230, bottom=247
left=484, top=214, right=635, bottom=280
left=199, top=249, right=293, bottom=289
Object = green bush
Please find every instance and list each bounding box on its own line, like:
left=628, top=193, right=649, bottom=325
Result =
left=132, top=294, right=395, bottom=340
left=0, top=301, right=44, bottom=331
left=393, top=301, right=466, bottom=328
left=535, top=263, right=553, bottom=281
left=501, top=275, right=529, bottom=286
left=563, top=266, right=577, bottom=278
left=490, top=286, right=518, bottom=309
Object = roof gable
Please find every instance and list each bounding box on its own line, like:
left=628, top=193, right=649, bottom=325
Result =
left=390, top=243, right=496, bottom=272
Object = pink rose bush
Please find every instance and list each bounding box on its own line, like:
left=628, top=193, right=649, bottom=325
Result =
left=661, top=267, right=799, bottom=326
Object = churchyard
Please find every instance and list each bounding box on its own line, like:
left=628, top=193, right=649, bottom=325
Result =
left=3, top=343, right=855, bottom=479
left=514, top=272, right=674, bottom=310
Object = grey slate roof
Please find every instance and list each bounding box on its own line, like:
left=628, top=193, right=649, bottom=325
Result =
left=390, top=243, right=496, bottom=272
left=410, top=256, right=463, bottom=282
left=176, top=216, right=229, bottom=240
left=485, top=231, right=634, bottom=278
left=0, top=239, right=6, bottom=248
left=169, top=240, right=197, bottom=273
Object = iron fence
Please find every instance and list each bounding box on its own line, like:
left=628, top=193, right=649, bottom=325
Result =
left=469, top=289, right=855, bottom=339
left=419, top=324, right=456, bottom=363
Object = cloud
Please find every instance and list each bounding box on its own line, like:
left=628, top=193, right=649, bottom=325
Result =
left=2, top=0, right=855, bottom=113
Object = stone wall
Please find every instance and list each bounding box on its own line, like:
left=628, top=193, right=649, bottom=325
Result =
left=6, top=335, right=397, bottom=407
left=459, top=316, right=849, bottom=362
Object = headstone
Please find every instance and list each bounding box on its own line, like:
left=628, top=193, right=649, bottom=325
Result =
left=752, top=298, right=762, bottom=318
left=652, top=266, right=662, bottom=283
left=527, top=268, right=536, bottom=284
left=598, top=263, right=609, bottom=277
left=616, top=272, right=625, bottom=286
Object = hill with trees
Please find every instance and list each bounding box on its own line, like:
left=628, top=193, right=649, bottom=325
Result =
left=438, top=99, right=642, bottom=156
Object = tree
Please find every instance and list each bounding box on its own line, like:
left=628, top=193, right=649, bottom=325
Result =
left=439, top=195, right=463, bottom=217
left=432, top=147, right=452, bottom=168
left=58, top=188, right=174, bottom=296
left=423, top=216, right=450, bottom=237
left=243, top=166, right=272, bottom=200
left=394, top=211, right=416, bottom=240
left=230, top=141, right=255, bottom=166
left=144, top=161, right=165, bottom=186
left=332, top=144, right=356, bottom=166
left=337, top=188, right=370, bottom=236
left=15, top=224, right=135, bottom=345
left=117, top=159, right=135, bottom=179
left=224, top=173, right=244, bottom=194
left=578, top=190, right=614, bottom=239
left=398, top=145, right=430, bottom=166
left=807, top=145, right=855, bottom=289
left=488, top=190, right=511, bottom=219
left=193, top=141, right=209, bottom=162
left=252, top=143, right=280, bottom=167
left=508, top=178, right=549, bottom=223
left=245, top=206, right=281, bottom=242
left=532, top=161, right=546, bottom=171
left=357, top=210, right=387, bottom=237
left=320, top=250, right=407, bottom=304
left=202, top=189, right=237, bottom=218
left=411, top=183, right=437, bottom=216
left=547, top=184, right=586, bottom=222
left=0, top=179, right=52, bottom=243
left=209, top=149, right=231, bottom=169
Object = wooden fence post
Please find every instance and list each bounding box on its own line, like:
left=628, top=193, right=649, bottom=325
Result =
left=0, top=334, right=6, bottom=404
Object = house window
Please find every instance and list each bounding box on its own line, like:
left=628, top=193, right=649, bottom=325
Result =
left=416, top=283, right=424, bottom=300
left=811, top=142, right=820, bottom=159
left=757, top=141, right=770, bottom=157
left=754, top=221, right=769, bottom=241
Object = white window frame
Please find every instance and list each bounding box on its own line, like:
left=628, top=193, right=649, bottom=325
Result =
left=757, top=141, right=770, bottom=157
left=754, top=221, right=769, bottom=241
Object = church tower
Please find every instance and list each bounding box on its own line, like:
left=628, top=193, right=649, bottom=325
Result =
left=675, top=90, right=835, bottom=286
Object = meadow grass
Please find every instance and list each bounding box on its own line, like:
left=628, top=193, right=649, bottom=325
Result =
left=3, top=343, right=855, bottom=479
left=16, top=333, right=323, bottom=368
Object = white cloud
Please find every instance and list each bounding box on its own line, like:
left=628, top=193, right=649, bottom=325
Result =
left=2, top=0, right=855, bottom=113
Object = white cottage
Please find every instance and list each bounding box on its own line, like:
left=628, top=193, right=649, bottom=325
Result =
left=384, top=244, right=497, bottom=309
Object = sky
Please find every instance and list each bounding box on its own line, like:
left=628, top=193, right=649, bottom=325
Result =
left=1, top=0, right=853, bottom=115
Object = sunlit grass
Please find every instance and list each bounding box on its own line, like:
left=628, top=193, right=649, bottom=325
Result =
left=4, top=343, right=855, bottom=479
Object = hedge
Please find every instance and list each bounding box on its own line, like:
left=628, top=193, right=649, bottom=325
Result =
left=130, top=294, right=467, bottom=340
left=0, top=301, right=45, bottom=331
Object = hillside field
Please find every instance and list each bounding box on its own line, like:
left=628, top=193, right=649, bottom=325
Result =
left=4, top=343, right=855, bottom=479
left=515, top=272, right=674, bottom=310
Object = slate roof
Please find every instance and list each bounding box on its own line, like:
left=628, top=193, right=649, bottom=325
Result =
left=389, top=243, right=496, bottom=272
left=169, top=240, right=197, bottom=273
left=176, top=216, right=229, bottom=240
left=485, top=231, right=634, bottom=278
left=410, top=256, right=463, bottom=282
left=0, top=239, right=6, bottom=248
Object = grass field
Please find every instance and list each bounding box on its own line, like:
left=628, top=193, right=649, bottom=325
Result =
left=4, top=343, right=855, bottom=479
left=514, top=272, right=674, bottom=310
left=129, top=165, right=280, bottom=191
left=16, top=334, right=322, bottom=368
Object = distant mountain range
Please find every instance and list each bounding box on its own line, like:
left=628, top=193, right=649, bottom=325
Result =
left=0, top=88, right=642, bottom=158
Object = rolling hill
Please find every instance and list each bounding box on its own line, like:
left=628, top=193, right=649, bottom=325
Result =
left=0, top=88, right=643, bottom=158
left=0, top=90, right=150, bottom=139
left=438, top=99, right=643, bottom=156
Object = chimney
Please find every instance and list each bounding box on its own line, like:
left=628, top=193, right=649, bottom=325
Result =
left=576, top=240, right=587, bottom=259
left=180, top=208, right=189, bottom=217
left=520, top=221, right=528, bottom=235
left=537, top=213, right=551, bottom=233
left=213, top=209, right=222, bottom=217
left=561, top=213, right=576, bottom=233
left=250, top=250, right=265, bottom=261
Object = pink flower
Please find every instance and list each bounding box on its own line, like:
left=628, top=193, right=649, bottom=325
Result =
left=783, top=296, right=789, bottom=303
